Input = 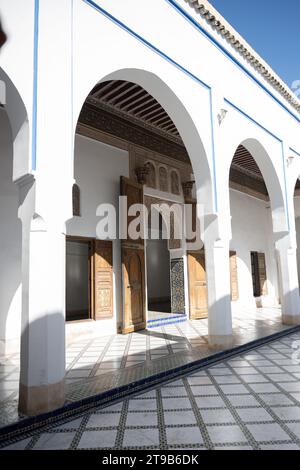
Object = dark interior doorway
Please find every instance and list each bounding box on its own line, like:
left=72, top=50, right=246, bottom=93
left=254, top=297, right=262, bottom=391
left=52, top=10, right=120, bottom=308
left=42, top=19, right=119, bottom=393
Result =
left=66, top=238, right=91, bottom=321
left=146, top=213, right=171, bottom=313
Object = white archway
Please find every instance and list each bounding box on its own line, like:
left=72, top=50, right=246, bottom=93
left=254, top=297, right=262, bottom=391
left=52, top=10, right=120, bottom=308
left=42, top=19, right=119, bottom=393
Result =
left=73, top=67, right=214, bottom=217
left=0, top=68, right=29, bottom=355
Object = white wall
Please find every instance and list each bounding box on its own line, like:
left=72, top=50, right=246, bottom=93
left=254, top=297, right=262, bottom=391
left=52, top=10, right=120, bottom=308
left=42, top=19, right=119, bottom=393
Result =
left=0, top=109, right=22, bottom=353
left=66, top=134, right=129, bottom=336
left=230, top=189, right=279, bottom=309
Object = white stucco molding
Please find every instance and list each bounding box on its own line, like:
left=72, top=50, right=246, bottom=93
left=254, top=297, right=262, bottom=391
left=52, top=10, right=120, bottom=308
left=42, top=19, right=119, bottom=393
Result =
left=187, top=0, right=300, bottom=114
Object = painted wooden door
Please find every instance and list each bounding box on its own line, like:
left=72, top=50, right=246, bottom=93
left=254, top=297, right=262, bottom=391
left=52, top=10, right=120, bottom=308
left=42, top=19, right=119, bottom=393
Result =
left=120, top=176, right=146, bottom=333
left=188, top=250, right=208, bottom=319
left=94, top=240, right=113, bottom=320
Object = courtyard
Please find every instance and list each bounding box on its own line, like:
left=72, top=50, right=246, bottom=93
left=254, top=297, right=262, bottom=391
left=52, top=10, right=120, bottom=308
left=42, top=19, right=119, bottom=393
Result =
left=0, top=306, right=293, bottom=433
left=1, top=325, right=300, bottom=450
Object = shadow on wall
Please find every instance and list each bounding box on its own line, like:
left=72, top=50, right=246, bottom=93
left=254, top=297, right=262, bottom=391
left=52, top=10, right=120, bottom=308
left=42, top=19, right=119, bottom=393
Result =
left=0, top=106, right=22, bottom=354
left=19, top=311, right=66, bottom=416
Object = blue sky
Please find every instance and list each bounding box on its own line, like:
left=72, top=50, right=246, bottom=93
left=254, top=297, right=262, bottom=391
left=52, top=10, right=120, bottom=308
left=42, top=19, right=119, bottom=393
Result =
left=208, top=0, right=300, bottom=92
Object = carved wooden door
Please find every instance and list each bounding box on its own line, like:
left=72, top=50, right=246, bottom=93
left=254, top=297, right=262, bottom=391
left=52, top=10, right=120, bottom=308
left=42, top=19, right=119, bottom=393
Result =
left=188, top=250, right=208, bottom=319
left=120, top=176, right=146, bottom=333
left=94, top=240, right=113, bottom=320
left=230, top=250, right=239, bottom=301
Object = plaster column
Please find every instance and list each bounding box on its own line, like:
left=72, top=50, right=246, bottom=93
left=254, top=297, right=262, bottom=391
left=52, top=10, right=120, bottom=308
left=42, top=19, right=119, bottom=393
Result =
left=205, top=237, right=233, bottom=348
left=276, top=235, right=300, bottom=325
left=18, top=178, right=66, bottom=416
left=201, top=91, right=233, bottom=348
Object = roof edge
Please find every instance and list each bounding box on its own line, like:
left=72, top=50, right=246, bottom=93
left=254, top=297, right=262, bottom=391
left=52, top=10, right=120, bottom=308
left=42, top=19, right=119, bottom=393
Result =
left=186, top=0, right=300, bottom=114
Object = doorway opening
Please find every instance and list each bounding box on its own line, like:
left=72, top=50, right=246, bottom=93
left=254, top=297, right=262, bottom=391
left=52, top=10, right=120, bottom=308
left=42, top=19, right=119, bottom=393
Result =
left=146, top=213, right=171, bottom=315
left=66, top=238, right=92, bottom=322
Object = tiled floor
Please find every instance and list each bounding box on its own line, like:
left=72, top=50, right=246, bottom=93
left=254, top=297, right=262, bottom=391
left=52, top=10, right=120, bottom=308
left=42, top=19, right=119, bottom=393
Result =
left=0, top=306, right=291, bottom=429
left=2, top=326, right=300, bottom=450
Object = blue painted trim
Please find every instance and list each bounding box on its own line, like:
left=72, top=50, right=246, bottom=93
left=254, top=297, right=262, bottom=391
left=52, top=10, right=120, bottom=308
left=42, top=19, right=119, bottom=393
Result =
left=224, top=98, right=290, bottom=229
left=165, top=0, right=300, bottom=125
left=224, top=98, right=282, bottom=143
left=82, top=0, right=294, bottom=220
left=83, top=1, right=210, bottom=91
left=82, top=0, right=218, bottom=212
left=31, top=0, right=39, bottom=171
left=290, top=147, right=300, bottom=158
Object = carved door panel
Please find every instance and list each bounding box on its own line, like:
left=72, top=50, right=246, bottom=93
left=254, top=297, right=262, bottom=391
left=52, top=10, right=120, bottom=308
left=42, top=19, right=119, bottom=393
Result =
left=230, top=251, right=239, bottom=301
left=94, top=240, right=113, bottom=320
left=188, top=250, right=208, bottom=319
left=120, top=176, right=146, bottom=333
left=122, top=248, right=146, bottom=333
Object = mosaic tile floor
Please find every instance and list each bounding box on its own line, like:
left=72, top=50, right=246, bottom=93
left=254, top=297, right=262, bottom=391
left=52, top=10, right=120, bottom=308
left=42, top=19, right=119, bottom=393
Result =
left=0, top=306, right=290, bottom=429
left=2, top=326, right=300, bottom=450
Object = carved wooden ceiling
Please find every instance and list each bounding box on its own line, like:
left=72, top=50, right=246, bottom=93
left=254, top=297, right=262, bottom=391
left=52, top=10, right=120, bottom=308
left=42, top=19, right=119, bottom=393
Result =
left=88, top=80, right=180, bottom=139
left=80, top=80, right=268, bottom=196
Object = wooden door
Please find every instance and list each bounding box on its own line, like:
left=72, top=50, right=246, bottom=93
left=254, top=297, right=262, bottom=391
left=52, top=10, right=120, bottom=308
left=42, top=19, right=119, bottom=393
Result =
left=121, top=176, right=146, bottom=333
left=230, top=251, right=239, bottom=301
left=94, top=240, right=113, bottom=320
left=188, top=250, right=208, bottom=319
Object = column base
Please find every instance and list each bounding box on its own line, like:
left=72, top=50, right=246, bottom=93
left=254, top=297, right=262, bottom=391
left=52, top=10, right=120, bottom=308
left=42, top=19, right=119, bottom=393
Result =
left=18, top=379, right=65, bottom=416
left=282, top=314, right=300, bottom=326
left=208, top=334, right=234, bottom=350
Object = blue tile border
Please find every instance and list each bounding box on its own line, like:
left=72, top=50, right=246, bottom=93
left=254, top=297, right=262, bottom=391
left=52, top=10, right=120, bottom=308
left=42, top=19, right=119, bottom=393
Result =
left=147, top=314, right=187, bottom=324
left=1, top=323, right=299, bottom=446
left=147, top=317, right=187, bottom=328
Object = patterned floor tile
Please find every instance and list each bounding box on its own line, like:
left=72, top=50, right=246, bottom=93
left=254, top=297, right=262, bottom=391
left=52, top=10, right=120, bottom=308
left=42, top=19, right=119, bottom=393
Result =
left=125, top=412, right=158, bottom=427
left=200, top=408, right=236, bottom=424
left=162, top=397, right=192, bottom=410
left=160, top=386, right=187, bottom=397
left=33, top=432, right=76, bottom=450
left=128, top=399, right=157, bottom=411
left=235, top=408, right=273, bottom=423
left=166, top=426, right=204, bottom=446
left=258, top=393, right=294, bottom=406
left=1, top=313, right=300, bottom=450
left=246, top=423, right=291, bottom=442
left=77, top=430, right=118, bottom=449
left=271, top=406, right=300, bottom=421
left=207, top=425, right=247, bottom=445
left=164, top=410, right=197, bottom=425
left=87, top=412, right=121, bottom=428
left=122, top=428, right=159, bottom=448
left=195, top=396, right=226, bottom=408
